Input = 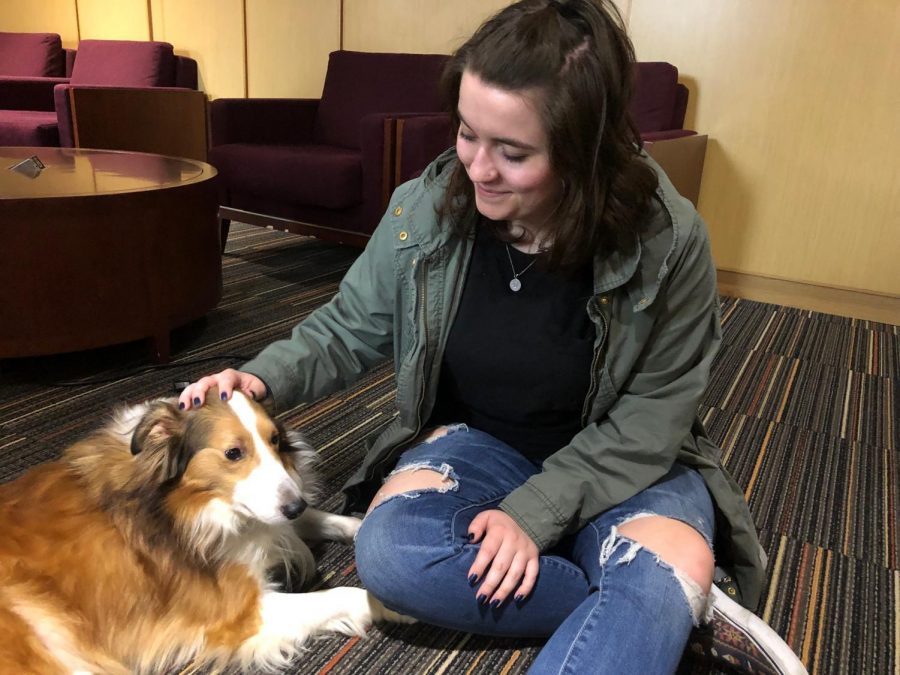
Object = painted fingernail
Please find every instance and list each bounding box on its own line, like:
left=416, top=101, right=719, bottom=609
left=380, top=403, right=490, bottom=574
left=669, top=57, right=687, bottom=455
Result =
left=467, top=532, right=474, bottom=541
left=193, top=397, right=201, bottom=406
left=514, top=595, right=524, bottom=605
left=477, top=594, right=487, bottom=605
left=468, top=574, right=478, bottom=586
left=178, top=402, right=185, bottom=410
left=220, top=391, right=228, bottom=400
left=490, top=599, right=501, bottom=609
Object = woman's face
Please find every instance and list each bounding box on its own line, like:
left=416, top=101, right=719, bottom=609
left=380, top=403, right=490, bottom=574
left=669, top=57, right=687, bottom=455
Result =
left=456, top=69, right=561, bottom=240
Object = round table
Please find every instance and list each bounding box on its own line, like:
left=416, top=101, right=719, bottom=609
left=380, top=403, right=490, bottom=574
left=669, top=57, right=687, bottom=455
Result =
left=0, top=147, right=221, bottom=362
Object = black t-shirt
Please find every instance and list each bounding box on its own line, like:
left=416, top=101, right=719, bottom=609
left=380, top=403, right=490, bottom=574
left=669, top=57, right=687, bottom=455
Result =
left=429, top=229, right=595, bottom=461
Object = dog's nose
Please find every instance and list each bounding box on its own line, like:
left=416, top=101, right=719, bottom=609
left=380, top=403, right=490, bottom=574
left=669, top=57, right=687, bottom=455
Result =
left=280, top=498, right=307, bottom=520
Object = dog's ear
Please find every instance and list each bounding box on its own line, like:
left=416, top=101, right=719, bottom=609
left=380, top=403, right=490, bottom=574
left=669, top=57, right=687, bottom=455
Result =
left=131, top=400, right=183, bottom=456
left=130, top=400, right=195, bottom=487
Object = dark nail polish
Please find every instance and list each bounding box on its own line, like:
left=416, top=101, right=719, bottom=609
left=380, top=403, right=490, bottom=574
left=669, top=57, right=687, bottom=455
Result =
left=193, top=397, right=200, bottom=406
left=514, top=595, right=524, bottom=605
left=178, top=402, right=185, bottom=410
left=468, top=574, right=478, bottom=586
left=467, top=532, right=474, bottom=541
left=220, top=392, right=228, bottom=400
left=490, top=599, right=501, bottom=609
left=477, top=594, right=487, bottom=605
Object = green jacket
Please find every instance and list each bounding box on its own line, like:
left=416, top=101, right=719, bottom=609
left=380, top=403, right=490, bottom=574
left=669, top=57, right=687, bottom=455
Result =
left=243, top=148, right=767, bottom=610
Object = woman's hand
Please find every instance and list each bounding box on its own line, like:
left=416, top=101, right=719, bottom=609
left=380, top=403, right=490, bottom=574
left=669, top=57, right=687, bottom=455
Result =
left=177, top=368, right=266, bottom=410
left=467, top=509, right=539, bottom=607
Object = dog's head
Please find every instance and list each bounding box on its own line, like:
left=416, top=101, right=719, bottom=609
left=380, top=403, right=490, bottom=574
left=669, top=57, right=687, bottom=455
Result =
left=129, top=390, right=317, bottom=530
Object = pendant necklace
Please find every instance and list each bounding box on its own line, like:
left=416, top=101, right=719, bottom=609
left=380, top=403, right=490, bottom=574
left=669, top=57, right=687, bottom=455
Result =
left=505, top=244, right=538, bottom=292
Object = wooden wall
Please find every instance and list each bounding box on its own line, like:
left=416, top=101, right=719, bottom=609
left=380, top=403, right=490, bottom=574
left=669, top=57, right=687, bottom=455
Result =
left=1, top=0, right=897, bottom=307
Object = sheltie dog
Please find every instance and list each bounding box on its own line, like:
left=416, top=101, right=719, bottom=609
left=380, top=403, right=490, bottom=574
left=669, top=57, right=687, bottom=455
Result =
left=0, top=390, right=408, bottom=674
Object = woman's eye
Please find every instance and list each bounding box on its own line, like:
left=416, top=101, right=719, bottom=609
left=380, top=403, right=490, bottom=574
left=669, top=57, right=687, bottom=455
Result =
left=271, top=432, right=280, bottom=446
left=458, top=130, right=475, bottom=142
left=224, top=447, right=243, bottom=462
left=503, top=153, right=526, bottom=164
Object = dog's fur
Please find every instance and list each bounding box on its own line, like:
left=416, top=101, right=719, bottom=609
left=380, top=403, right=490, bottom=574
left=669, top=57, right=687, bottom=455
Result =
left=0, top=390, right=406, bottom=674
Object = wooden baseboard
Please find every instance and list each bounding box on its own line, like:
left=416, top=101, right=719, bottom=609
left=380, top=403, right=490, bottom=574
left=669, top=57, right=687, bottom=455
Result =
left=717, top=270, right=899, bottom=325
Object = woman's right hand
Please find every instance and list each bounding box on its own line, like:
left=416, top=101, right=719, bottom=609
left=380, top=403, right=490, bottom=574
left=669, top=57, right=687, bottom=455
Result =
left=177, top=368, right=267, bottom=410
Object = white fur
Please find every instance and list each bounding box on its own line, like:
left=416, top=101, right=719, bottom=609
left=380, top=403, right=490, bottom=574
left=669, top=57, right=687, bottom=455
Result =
left=228, top=393, right=303, bottom=524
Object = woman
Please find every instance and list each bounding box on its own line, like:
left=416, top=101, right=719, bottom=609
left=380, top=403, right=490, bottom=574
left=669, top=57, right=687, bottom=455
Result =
left=180, top=1, right=804, bottom=672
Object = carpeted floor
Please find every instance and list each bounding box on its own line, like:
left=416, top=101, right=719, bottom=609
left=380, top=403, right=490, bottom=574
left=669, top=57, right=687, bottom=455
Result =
left=0, top=223, right=896, bottom=674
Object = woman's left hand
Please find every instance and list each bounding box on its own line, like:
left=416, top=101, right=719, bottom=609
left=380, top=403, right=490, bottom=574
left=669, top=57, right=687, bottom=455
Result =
left=467, top=509, right=539, bottom=607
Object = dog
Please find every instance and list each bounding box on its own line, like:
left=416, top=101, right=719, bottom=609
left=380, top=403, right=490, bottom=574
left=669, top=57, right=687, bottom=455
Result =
left=0, top=390, right=408, bottom=674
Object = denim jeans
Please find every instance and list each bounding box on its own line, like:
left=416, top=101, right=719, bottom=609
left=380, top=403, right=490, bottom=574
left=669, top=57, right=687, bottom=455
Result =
left=355, top=425, right=715, bottom=674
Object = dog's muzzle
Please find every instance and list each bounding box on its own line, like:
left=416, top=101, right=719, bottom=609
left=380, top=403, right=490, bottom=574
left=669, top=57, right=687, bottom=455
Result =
left=280, top=498, right=307, bottom=521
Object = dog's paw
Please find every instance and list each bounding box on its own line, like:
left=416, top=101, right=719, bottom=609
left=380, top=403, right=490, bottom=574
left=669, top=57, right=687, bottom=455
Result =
left=368, top=593, right=417, bottom=625
left=322, top=588, right=415, bottom=637
left=329, top=514, right=362, bottom=543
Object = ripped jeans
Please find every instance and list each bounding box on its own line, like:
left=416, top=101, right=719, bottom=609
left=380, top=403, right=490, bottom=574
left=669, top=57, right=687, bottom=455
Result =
left=355, top=425, right=715, bottom=674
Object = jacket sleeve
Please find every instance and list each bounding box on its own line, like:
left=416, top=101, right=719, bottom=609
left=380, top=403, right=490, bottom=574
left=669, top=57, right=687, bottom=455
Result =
left=240, top=213, right=399, bottom=410
left=499, top=214, right=723, bottom=550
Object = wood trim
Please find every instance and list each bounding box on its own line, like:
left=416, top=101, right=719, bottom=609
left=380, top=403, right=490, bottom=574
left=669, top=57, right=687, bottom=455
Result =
left=381, top=118, right=395, bottom=211
left=717, top=269, right=899, bottom=325
left=146, top=0, right=154, bottom=40
left=394, top=117, right=405, bottom=190
left=241, top=0, right=248, bottom=98
left=219, top=207, right=370, bottom=248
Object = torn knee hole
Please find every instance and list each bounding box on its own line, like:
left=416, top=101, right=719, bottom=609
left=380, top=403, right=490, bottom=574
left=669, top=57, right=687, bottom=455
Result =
left=366, top=463, right=458, bottom=513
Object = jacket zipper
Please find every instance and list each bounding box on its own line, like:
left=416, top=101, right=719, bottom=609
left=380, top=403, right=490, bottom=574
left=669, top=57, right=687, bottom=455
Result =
left=581, top=304, right=609, bottom=427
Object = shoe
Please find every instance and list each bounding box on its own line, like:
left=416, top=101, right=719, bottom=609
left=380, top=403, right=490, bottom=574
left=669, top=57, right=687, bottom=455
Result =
left=691, top=583, right=809, bottom=674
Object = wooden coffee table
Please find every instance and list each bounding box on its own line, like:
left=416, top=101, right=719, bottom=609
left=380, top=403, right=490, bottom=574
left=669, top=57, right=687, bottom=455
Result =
left=0, top=147, right=221, bottom=362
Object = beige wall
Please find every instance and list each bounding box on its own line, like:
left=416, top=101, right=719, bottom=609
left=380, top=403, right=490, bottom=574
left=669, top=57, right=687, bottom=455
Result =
left=343, top=0, right=508, bottom=54
left=627, top=0, right=900, bottom=297
left=4, top=0, right=897, bottom=299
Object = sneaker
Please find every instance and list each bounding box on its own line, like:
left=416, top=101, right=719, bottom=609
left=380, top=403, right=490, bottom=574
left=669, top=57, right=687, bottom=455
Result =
left=690, top=583, right=809, bottom=674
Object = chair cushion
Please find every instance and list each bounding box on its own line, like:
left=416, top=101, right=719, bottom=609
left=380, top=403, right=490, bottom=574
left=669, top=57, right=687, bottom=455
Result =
left=70, top=40, right=175, bottom=87
left=0, top=110, right=59, bottom=146
left=313, top=50, right=448, bottom=149
left=209, top=144, right=362, bottom=210
left=630, top=62, right=680, bottom=134
left=0, top=32, right=65, bottom=77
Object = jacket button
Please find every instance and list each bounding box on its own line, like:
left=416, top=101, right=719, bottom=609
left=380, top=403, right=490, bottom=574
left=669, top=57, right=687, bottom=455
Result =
left=398, top=231, right=408, bottom=241
left=393, top=206, right=403, bottom=216
left=600, top=296, right=609, bottom=305
left=639, top=297, right=648, bottom=305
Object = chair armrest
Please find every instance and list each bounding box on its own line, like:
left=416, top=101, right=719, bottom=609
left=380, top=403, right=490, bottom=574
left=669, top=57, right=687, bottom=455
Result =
left=66, top=86, right=209, bottom=161
left=209, top=98, right=318, bottom=146
left=0, top=76, right=68, bottom=111
left=643, top=134, right=708, bottom=207
left=394, top=113, right=454, bottom=185
left=359, top=112, right=397, bottom=225
left=641, top=129, right=696, bottom=143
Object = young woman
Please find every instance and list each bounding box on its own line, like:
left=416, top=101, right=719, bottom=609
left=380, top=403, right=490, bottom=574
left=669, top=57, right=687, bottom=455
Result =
left=180, top=1, right=804, bottom=672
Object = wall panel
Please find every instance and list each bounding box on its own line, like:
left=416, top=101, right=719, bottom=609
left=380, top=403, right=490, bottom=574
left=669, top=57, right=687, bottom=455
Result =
left=0, top=0, right=79, bottom=46
left=246, top=0, right=340, bottom=98
left=343, top=0, right=509, bottom=54
left=150, top=0, right=245, bottom=98
left=628, top=0, right=900, bottom=296
left=77, top=0, right=150, bottom=40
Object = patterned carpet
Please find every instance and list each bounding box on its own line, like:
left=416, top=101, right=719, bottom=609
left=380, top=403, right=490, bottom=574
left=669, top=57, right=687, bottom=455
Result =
left=0, top=223, right=896, bottom=674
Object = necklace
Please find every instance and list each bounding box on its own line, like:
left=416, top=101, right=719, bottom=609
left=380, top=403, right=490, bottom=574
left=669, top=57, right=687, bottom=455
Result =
left=505, top=244, right=538, bottom=292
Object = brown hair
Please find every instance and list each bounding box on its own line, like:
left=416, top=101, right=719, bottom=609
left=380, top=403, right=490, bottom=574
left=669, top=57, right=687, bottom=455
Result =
left=440, top=0, right=659, bottom=269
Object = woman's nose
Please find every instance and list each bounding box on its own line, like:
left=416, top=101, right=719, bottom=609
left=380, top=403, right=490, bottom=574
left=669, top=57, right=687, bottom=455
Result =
left=468, top=147, right=497, bottom=182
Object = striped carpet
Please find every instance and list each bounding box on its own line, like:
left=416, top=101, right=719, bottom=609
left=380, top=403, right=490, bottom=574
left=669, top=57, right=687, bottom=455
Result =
left=0, top=223, right=896, bottom=674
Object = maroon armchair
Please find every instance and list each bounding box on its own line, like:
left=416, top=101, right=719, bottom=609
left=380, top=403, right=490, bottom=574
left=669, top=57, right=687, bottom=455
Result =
left=394, top=61, right=708, bottom=206
left=0, top=39, right=198, bottom=148
left=209, top=50, right=449, bottom=248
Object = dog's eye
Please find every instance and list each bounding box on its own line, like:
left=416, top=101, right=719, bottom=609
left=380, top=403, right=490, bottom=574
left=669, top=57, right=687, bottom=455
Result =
left=271, top=432, right=280, bottom=446
left=224, top=447, right=243, bottom=462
